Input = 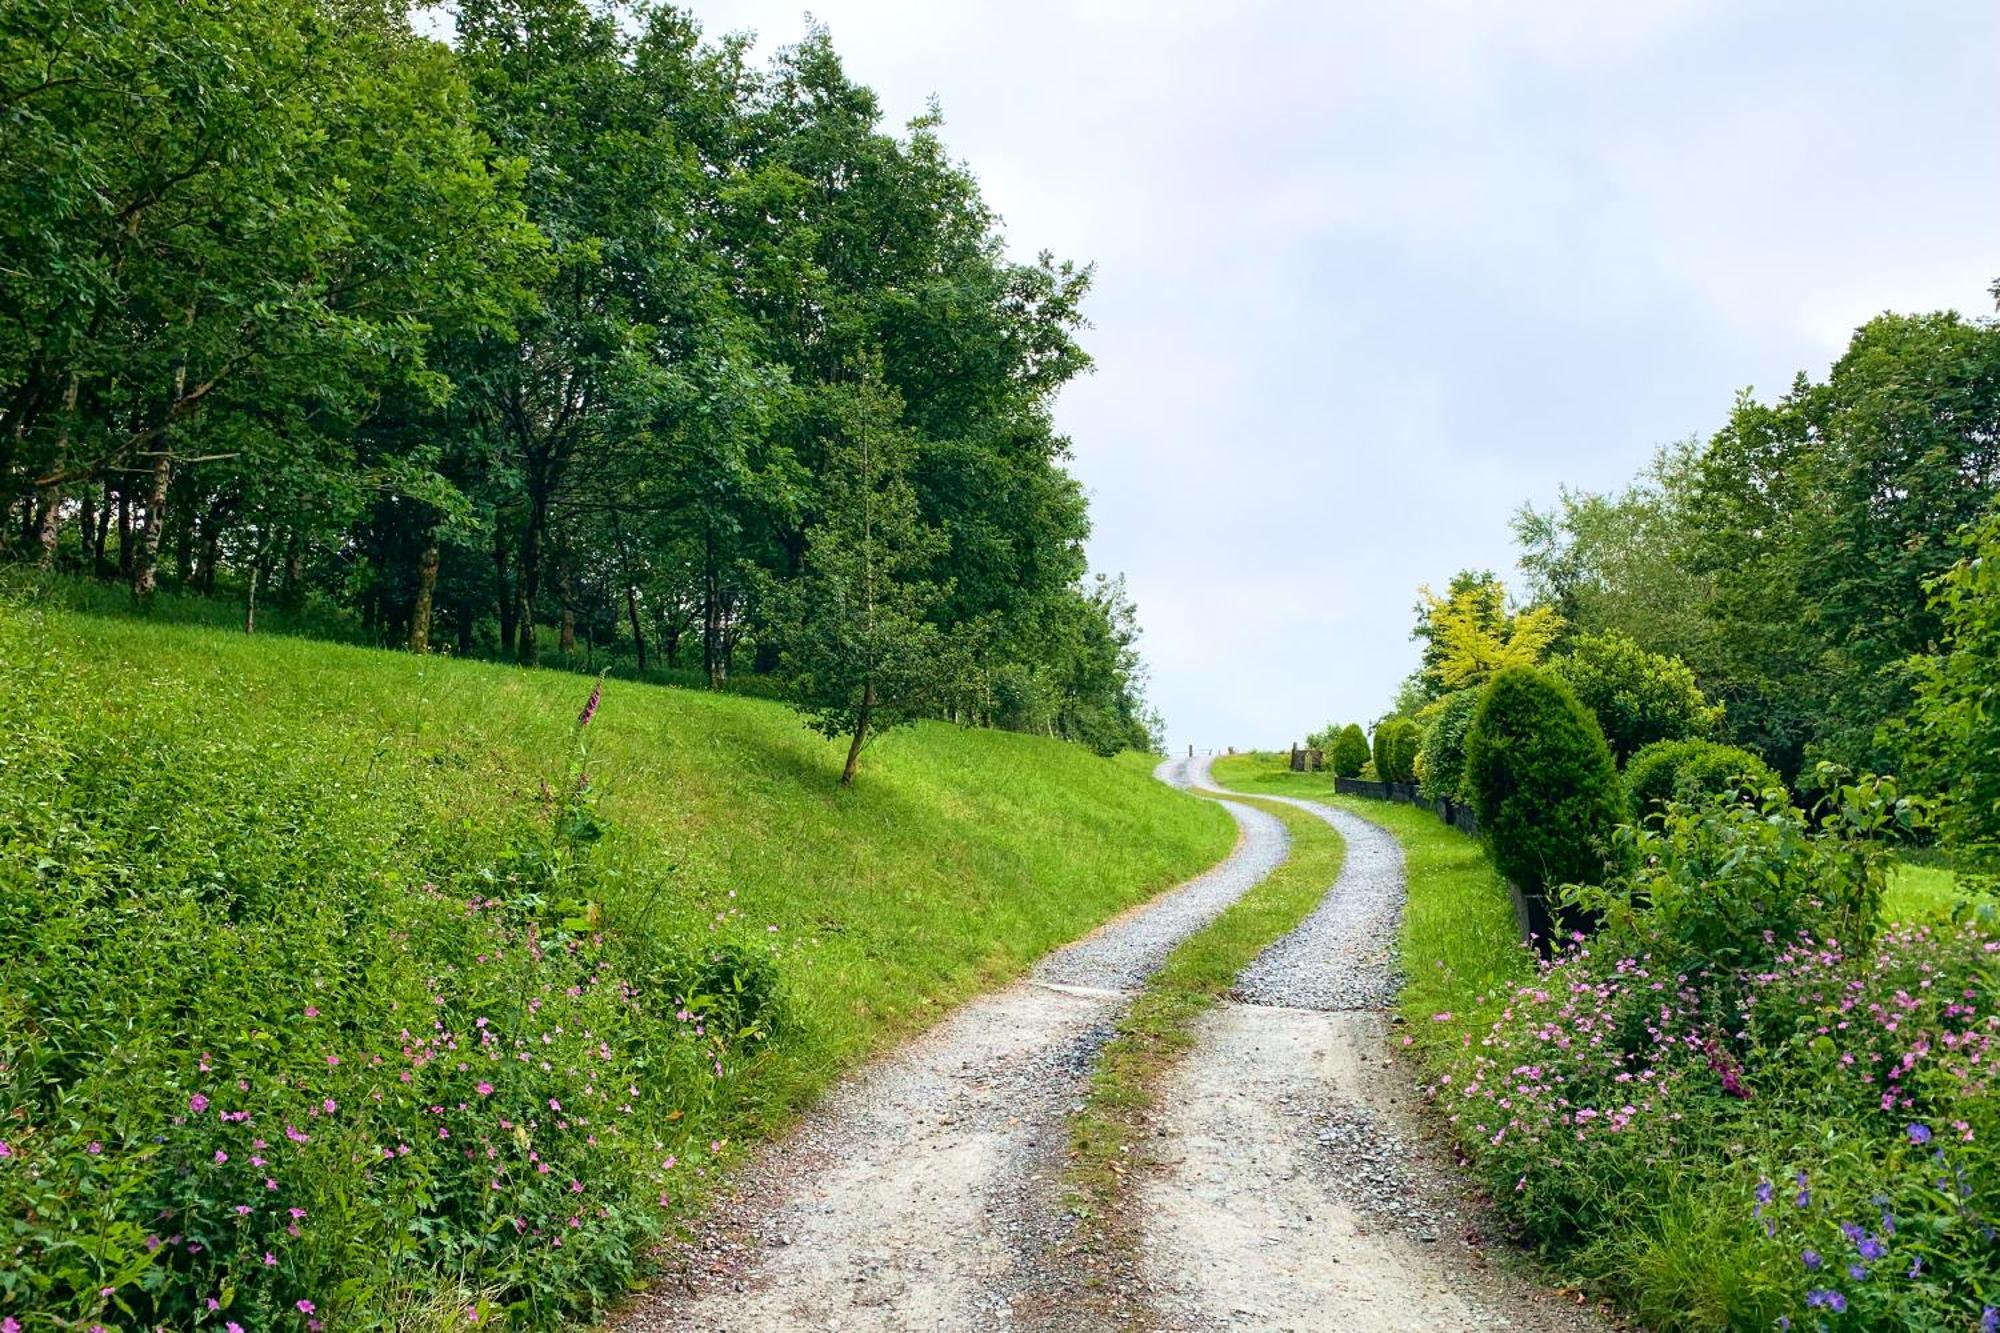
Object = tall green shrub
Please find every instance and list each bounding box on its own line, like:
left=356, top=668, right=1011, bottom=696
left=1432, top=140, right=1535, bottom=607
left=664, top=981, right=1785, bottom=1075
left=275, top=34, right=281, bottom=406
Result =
left=1464, top=666, right=1623, bottom=900
left=1415, top=689, right=1480, bottom=801
left=1548, top=629, right=1721, bottom=762
left=1372, top=718, right=1418, bottom=783
left=1329, top=724, right=1370, bottom=778
left=1624, top=737, right=1779, bottom=816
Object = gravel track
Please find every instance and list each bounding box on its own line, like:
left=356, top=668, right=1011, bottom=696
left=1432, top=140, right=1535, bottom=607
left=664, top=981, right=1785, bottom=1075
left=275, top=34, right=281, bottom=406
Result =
left=1228, top=795, right=1403, bottom=1012
left=1138, top=770, right=1618, bottom=1333
left=620, top=774, right=1290, bottom=1333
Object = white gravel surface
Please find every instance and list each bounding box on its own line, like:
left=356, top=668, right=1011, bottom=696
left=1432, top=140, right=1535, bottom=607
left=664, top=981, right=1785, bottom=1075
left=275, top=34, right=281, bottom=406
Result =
left=1140, top=768, right=1618, bottom=1332
left=1230, top=797, right=1403, bottom=1011
left=620, top=774, right=1290, bottom=1333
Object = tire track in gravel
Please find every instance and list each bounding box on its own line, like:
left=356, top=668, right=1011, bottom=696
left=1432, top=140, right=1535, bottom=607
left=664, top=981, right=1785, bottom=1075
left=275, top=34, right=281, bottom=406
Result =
left=1137, top=762, right=1617, bottom=1333
left=620, top=757, right=1287, bottom=1333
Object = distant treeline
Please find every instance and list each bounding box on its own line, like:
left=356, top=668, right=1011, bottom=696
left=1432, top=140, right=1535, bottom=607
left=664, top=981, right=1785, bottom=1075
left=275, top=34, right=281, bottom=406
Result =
left=0, top=0, right=1160, bottom=754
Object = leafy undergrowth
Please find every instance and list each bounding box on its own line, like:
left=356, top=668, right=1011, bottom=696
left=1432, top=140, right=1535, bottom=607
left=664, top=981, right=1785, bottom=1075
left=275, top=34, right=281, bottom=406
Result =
left=1064, top=794, right=1343, bottom=1292
left=0, top=599, right=1233, bottom=1329
left=1213, top=754, right=2000, bottom=1331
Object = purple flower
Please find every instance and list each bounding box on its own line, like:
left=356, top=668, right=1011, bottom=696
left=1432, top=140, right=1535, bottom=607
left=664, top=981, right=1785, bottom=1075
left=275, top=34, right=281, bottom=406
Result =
left=189, top=1094, right=209, bottom=1115
left=1908, top=1122, right=1933, bottom=1145
left=1755, top=1179, right=1774, bottom=1207
left=1846, top=1263, right=1867, bottom=1281
left=1985, top=1308, right=1998, bottom=1333
left=1856, top=1235, right=1885, bottom=1261
left=1805, top=1289, right=1847, bottom=1313
left=577, top=679, right=602, bottom=728
left=1802, top=1249, right=1822, bottom=1271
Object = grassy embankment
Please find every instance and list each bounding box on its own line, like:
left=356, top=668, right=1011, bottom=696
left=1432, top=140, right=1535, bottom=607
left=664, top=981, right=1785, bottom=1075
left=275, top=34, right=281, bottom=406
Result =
left=0, top=596, right=1232, bottom=1328
left=1065, top=787, right=1345, bottom=1290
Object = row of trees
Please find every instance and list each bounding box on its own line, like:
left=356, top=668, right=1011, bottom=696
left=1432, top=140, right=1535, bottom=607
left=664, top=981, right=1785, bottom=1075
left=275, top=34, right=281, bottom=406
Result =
left=1357, top=292, right=2000, bottom=876
left=1511, top=307, right=2000, bottom=777
left=0, top=0, right=1163, bottom=769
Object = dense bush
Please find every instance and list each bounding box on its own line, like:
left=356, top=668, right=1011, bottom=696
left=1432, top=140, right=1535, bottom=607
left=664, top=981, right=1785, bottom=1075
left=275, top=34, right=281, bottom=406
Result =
left=1463, top=666, right=1622, bottom=901
left=1421, top=774, right=1967, bottom=1329
left=1414, top=689, right=1480, bottom=802
left=0, top=629, right=775, bottom=1328
left=1549, top=629, right=1721, bottom=762
left=1624, top=737, right=1780, bottom=816
left=1329, top=724, right=1370, bottom=778
left=1371, top=718, right=1419, bottom=784
left=1909, top=504, right=2000, bottom=879
left=1571, top=771, right=1914, bottom=980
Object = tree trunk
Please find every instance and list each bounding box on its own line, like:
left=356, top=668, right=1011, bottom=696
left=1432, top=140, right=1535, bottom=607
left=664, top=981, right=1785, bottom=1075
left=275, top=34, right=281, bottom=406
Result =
left=92, top=480, right=112, bottom=575
left=116, top=488, right=133, bottom=575
left=493, top=528, right=517, bottom=657
left=32, top=488, right=61, bottom=568
left=702, top=526, right=729, bottom=687
left=841, top=680, right=876, bottom=786
left=32, top=377, right=78, bottom=568
left=626, top=585, right=647, bottom=671
left=516, top=490, right=547, bottom=666
left=558, top=600, right=576, bottom=656
left=408, top=533, right=439, bottom=653
left=130, top=450, right=174, bottom=604
left=244, top=560, right=260, bottom=634
left=281, top=531, right=303, bottom=608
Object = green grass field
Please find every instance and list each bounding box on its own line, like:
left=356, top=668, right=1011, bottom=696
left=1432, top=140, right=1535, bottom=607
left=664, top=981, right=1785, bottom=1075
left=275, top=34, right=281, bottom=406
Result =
left=0, top=596, right=1232, bottom=1326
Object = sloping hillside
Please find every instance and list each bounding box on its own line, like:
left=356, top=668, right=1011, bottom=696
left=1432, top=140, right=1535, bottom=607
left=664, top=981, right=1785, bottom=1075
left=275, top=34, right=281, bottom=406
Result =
left=0, top=600, right=1231, bottom=1328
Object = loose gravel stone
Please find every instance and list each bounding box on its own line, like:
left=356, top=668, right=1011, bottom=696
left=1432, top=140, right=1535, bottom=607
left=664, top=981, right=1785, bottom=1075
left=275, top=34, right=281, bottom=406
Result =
left=1137, top=765, right=1620, bottom=1333
left=1231, top=796, right=1404, bottom=1011
left=621, top=768, right=1292, bottom=1333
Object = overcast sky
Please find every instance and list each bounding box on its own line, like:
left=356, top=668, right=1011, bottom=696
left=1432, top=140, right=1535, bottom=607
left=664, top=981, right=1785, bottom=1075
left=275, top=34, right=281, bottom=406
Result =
left=688, top=0, right=1999, bottom=750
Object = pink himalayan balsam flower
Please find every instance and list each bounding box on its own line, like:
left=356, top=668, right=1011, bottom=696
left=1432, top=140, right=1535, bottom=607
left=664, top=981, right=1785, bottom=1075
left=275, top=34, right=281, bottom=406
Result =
left=189, top=1094, right=209, bottom=1114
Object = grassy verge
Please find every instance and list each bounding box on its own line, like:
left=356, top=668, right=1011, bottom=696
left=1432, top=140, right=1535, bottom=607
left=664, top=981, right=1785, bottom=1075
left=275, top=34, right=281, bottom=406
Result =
left=0, top=598, right=1235, bottom=1328
left=1065, top=793, right=1344, bottom=1279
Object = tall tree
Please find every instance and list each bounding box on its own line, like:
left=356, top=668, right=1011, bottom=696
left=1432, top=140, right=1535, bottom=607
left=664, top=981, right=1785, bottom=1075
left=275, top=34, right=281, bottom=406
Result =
left=768, top=370, right=945, bottom=784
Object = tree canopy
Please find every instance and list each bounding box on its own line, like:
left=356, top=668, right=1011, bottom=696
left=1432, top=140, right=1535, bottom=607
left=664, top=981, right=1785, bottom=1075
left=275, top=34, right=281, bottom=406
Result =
left=0, top=0, right=1163, bottom=762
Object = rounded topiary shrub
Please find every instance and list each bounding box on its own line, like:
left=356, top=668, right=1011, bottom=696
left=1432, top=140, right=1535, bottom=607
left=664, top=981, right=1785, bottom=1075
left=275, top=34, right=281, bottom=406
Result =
left=1372, top=717, right=1418, bottom=783
left=1624, top=738, right=1779, bottom=816
left=1464, top=666, right=1624, bottom=899
left=1330, top=723, right=1370, bottom=778
left=1416, top=688, right=1480, bottom=802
